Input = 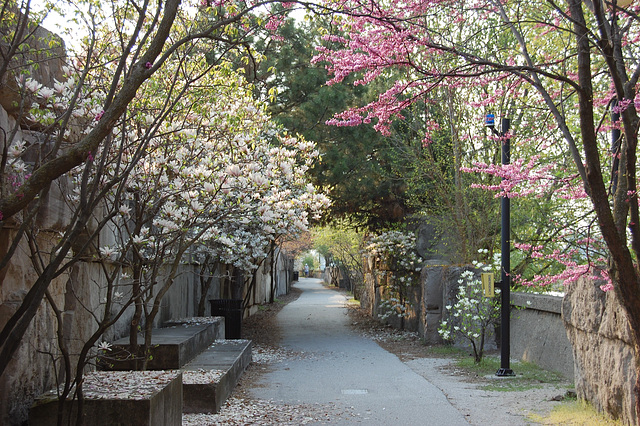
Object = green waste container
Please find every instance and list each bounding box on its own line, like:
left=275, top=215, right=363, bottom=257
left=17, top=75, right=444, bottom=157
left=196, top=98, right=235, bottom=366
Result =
left=210, top=299, right=243, bottom=339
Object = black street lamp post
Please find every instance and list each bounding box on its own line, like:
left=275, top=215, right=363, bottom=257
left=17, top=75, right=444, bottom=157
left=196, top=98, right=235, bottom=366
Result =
left=486, top=114, right=515, bottom=377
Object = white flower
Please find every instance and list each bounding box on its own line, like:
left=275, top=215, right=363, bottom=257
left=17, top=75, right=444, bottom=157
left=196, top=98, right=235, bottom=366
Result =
left=99, top=246, right=117, bottom=258
left=25, top=78, right=42, bottom=93
left=39, top=86, right=54, bottom=99
left=119, top=205, right=131, bottom=217
left=250, top=173, right=268, bottom=186
left=54, top=79, right=65, bottom=94
left=8, top=141, right=25, bottom=158
left=132, top=235, right=146, bottom=244
left=11, top=161, right=27, bottom=173
left=226, top=164, right=242, bottom=177
left=203, top=182, right=216, bottom=193
left=97, top=341, right=112, bottom=352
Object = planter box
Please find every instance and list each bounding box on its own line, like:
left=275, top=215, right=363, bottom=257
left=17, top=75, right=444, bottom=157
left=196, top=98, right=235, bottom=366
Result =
left=30, top=371, right=182, bottom=426
left=105, top=320, right=223, bottom=370
left=182, top=339, right=252, bottom=413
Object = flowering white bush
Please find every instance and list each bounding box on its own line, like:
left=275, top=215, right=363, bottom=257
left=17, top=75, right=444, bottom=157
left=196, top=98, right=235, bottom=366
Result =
left=364, top=231, right=422, bottom=326
left=89, top=57, right=329, bottom=356
left=19, top=32, right=330, bottom=364
left=438, top=250, right=501, bottom=362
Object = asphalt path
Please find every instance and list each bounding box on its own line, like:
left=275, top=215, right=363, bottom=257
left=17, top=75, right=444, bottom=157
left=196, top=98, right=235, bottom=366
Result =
left=249, top=277, right=470, bottom=425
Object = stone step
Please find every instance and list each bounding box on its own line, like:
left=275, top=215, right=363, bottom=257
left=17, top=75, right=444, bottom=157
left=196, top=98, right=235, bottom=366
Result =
left=182, top=339, right=252, bottom=414
left=105, top=318, right=224, bottom=370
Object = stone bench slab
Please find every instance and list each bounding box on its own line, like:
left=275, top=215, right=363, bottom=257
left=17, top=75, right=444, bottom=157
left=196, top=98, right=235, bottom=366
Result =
left=106, top=318, right=224, bottom=370
left=182, top=339, right=252, bottom=413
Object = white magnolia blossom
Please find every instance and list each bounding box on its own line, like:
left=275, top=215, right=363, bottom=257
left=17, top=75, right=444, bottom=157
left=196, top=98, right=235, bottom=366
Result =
left=97, top=341, right=112, bottom=352
left=20, top=25, right=330, bottom=324
left=99, top=246, right=117, bottom=258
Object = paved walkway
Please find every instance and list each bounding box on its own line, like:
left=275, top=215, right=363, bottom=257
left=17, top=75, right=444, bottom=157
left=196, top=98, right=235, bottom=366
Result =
left=249, top=277, right=470, bottom=425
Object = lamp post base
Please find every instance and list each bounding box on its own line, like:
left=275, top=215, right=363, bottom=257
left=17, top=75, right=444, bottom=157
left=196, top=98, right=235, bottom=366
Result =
left=495, top=368, right=516, bottom=377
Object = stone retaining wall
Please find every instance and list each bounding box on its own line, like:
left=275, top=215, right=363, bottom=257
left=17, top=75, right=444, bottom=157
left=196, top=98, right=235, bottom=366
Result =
left=563, top=277, right=637, bottom=425
left=510, top=292, right=574, bottom=380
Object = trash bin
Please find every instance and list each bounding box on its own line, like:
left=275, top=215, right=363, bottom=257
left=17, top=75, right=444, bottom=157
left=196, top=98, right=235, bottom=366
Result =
left=293, top=271, right=299, bottom=281
left=209, top=299, right=243, bottom=339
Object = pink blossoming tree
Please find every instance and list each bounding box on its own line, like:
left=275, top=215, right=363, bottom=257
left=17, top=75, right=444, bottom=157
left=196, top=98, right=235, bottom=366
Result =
left=313, top=0, right=640, bottom=418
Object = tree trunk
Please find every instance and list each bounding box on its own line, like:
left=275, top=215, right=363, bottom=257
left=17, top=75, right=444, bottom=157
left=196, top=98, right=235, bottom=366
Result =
left=197, top=257, right=217, bottom=317
left=269, top=242, right=277, bottom=303
left=569, top=0, right=640, bottom=419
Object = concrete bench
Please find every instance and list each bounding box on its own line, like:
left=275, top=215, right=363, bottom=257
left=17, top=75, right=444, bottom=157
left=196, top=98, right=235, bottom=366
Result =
left=182, top=339, right=252, bottom=413
left=30, top=371, right=182, bottom=426
left=106, top=318, right=224, bottom=370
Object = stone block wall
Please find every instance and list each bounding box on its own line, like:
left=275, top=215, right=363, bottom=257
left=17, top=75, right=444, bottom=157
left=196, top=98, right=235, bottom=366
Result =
left=245, top=248, right=293, bottom=317
left=365, top=260, right=574, bottom=381
left=1, top=204, right=289, bottom=426
left=364, top=262, right=496, bottom=346
left=510, top=292, right=574, bottom=380
left=0, top=221, right=92, bottom=425
left=563, top=277, right=637, bottom=425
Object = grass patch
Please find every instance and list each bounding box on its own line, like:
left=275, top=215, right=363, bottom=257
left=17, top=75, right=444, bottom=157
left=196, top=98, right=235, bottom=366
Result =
left=257, top=298, right=285, bottom=310
left=347, top=297, right=360, bottom=306
left=528, top=400, right=623, bottom=425
left=454, top=355, right=570, bottom=392
left=425, top=344, right=466, bottom=357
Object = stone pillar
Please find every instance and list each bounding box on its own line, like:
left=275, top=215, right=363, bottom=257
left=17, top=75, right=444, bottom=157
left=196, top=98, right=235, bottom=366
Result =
left=420, top=265, right=445, bottom=344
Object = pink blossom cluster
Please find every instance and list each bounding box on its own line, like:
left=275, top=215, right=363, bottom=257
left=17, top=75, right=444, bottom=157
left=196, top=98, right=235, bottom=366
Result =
left=461, top=156, right=556, bottom=198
